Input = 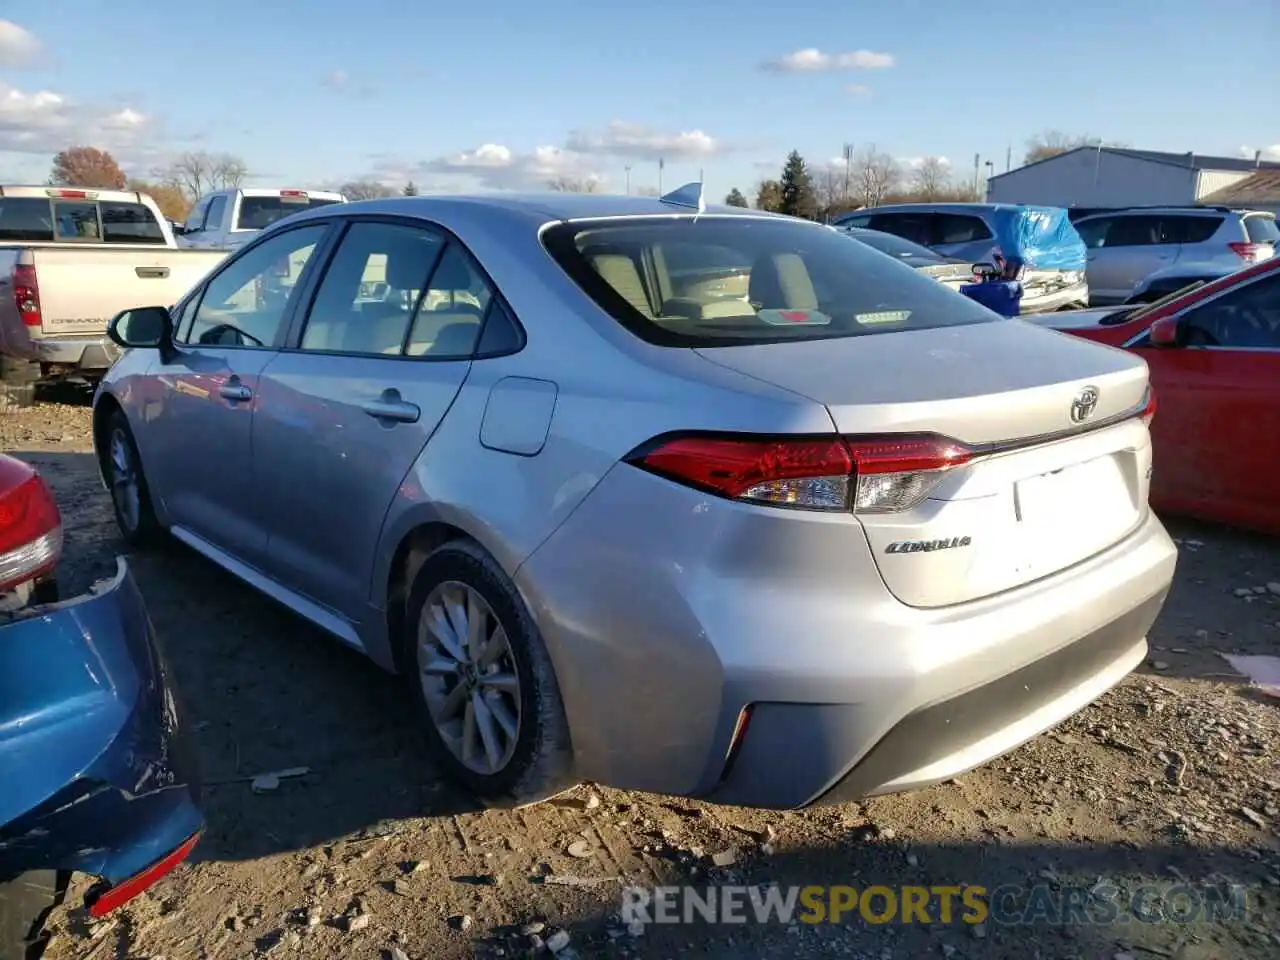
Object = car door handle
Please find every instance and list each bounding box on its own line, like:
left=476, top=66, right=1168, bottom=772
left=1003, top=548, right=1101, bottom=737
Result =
left=363, top=397, right=420, bottom=423
left=219, top=384, right=252, bottom=402
left=136, top=266, right=170, bottom=279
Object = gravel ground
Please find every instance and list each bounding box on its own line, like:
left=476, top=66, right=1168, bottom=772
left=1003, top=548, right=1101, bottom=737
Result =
left=4, top=401, right=1279, bottom=960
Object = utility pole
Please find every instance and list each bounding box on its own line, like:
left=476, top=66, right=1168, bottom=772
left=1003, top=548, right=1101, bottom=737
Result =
left=624, top=165, right=631, bottom=195
left=984, top=160, right=994, bottom=200
left=972, top=153, right=980, bottom=195
left=1005, top=145, right=1012, bottom=172
left=658, top=158, right=664, bottom=194
left=842, top=142, right=854, bottom=202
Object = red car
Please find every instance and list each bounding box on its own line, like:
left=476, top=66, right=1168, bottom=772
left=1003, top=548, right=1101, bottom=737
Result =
left=1038, top=257, right=1280, bottom=534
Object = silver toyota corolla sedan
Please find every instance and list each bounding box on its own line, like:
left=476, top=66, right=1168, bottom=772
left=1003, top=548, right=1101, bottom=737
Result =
left=93, top=187, right=1177, bottom=810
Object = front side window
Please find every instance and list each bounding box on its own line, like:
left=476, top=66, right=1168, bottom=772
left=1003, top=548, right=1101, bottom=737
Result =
left=1180, top=274, right=1280, bottom=349
left=1105, top=216, right=1161, bottom=248
left=183, top=224, right=328, bottom=348
left=1074, top=217, right=1111, bottom=249
left=934, top=214, right=992, bottom=244
left=542, top=216, right=999, bottom=347
left=204, top=196, right=228, bottom=232
left=300, top=221, right=444, bottom=355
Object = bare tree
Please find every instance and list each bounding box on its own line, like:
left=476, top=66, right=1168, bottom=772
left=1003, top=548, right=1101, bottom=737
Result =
left=49, top=146, right=127, bottom=189
left=547, top=176, right=602, bottom=193
left=813, top=166, right=845, bottom=212
left=1023, top=130, right=1101, bottom=165
left=909, top=157, right=951, bottom=200
left=340, top=180, right=396, bottom=200
left=155, top=151, right=250, bottom=200
left=852, top=147, right=900, bottom=208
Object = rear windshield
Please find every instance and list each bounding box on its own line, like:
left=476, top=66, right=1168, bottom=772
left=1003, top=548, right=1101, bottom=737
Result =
left=844, top=228, right=949, bottom=266
left=0, top=197, right=165, bottom=244
left=236, top=196, right=342, bottom=231
left=542, top=216, right=998, bottom=347
left=1244, top=215, right=1280, bottom=244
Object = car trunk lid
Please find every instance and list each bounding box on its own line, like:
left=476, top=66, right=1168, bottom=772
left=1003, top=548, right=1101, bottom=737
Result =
left=695, top=319, right=1153, bottom=607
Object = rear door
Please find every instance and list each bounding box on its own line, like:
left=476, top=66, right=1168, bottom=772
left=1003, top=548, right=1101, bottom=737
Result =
left=1134, top=271, right=1280, bottom=531
left=251, top=218, right=494, bottom=620
left=1087, top=215, right=1172, bottom=303
left=928, top=212, right=995, bottom=262
left=143, top=222, right=333, bottom=566
left=1242, top=213, right=1279, bottom=261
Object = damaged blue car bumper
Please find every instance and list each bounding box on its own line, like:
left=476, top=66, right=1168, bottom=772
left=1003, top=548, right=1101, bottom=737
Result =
left=0, top=557, right=203, bottom=908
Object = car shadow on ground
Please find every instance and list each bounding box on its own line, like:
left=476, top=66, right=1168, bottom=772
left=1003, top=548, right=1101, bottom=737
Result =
left=493, top=834, right=1278, bottom=960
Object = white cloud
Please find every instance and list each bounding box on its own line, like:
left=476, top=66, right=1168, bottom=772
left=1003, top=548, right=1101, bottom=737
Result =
left=1239, top=144, right=1280, bottom=161
left=369, top=121, right=728, bottom=191
left=846, top=84, right=872, bottom=97
left=900, top=156, right=951, bottom=169
left=0, top=20, right=40, bottom=68
left=564, top=121, right=721, bottom=161
left=0, top=82, right=156, bottom=166
left=762, top=48, right=895, bottom=73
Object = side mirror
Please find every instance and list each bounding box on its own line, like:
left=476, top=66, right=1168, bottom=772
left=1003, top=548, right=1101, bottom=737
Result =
left=971, top=261, right=999, bottom=279
left=1148, top=316, right=1180, bottom=347
left=107, top=306, right=174, bottom=352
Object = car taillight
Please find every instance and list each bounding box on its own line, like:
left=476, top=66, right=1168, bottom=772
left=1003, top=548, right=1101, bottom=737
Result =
left=0, top=457, right=62, bottom=593
left=1140, top=385, right=1157, bottom=427
left=13, top=263, right=41, bottom=327
left=1228, top=242, right=1262, bottom=262
left=626, top=432, right=973, bottom=514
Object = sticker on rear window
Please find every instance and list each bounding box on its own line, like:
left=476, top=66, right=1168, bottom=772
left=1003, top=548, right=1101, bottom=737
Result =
left=757, top=308, right=831, bottom=326
left=855, top=310, right=912, bottom=325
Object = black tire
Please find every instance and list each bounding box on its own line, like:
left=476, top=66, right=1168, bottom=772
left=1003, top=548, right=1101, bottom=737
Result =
left=0, top=357, right=37, bottom=411
left=102, top=409, right=165, bottom=548
left=0, top=871, right=58, bottom=960
left=403, top=540, right=574, bottom=807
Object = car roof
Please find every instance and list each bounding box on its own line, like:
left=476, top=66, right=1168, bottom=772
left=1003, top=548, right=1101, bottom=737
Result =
left=278, top=192, right=796, bottom=231
left=848, top=202, right=1029, bottom=216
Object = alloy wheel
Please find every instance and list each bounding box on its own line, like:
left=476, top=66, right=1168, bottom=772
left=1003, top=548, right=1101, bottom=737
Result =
left=108, top=428, right=141, bottom=533
left=416, top=581, right=522, bottom=775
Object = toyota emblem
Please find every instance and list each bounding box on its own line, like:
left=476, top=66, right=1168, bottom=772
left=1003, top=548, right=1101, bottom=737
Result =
left=1070, top=386, right=1099, bottom=423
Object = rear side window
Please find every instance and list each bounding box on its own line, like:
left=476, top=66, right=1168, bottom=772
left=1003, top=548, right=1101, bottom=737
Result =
left=100, top=202, right=165, bottom=244
left=0, top=198, right=54, bottom=241
left=1244, top=215, right=1280, bottom=244
left=934, top=213, right=992, bottom=244
left=1165, top=215, right=1223, bottom=244
left=1105, top=216, right=1162, bottom=247
left=542, top=216, right=999, bottom=347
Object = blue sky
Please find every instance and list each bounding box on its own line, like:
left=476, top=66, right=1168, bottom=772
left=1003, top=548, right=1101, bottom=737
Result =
left=2, top=2, right=1276, bottom=199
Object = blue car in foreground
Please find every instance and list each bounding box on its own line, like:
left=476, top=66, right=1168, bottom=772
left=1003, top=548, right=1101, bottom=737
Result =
left=0, top=454, right=202, bottom=960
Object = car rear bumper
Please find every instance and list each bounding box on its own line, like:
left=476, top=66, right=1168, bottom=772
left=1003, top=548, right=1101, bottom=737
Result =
left=517, top=465, right=1176, bottom=809
left=31, top=336, right=121, bottom=376
left=0, top=558, right=203, bottom=887
left=1020, top=279, right=1090, bottom=314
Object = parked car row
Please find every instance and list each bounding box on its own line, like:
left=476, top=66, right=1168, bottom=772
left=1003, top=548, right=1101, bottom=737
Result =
left=833, top=201, right=1276, bottom=312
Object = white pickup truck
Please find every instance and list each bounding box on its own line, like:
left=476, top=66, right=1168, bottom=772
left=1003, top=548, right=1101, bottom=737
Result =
left=0, top=186, right=228, bottom=404
left=178, top=187, right=345, bottom=251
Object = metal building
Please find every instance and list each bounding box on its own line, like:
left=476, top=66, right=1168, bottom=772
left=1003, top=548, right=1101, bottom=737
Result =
left=986, top=147, right=1280, bottom=210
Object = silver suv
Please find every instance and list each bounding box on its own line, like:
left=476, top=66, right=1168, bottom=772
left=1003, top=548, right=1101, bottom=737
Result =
left=1073, top=206, right=1278, bottom=305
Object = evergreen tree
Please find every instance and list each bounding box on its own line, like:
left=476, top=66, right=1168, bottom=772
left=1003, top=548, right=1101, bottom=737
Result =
left=403, top=181, right=420, bottom=196
left=779, top=151, right=818, bottom=219
left=724, top=187, right=748, bottom=207
left=755, top=180, right=784, bottom=212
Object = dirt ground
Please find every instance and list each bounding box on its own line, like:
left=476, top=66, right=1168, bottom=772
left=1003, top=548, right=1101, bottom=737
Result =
left=3, top=399, right=1279, bottom=960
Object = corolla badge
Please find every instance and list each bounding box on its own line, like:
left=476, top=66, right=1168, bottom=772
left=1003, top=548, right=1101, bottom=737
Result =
left=1070, top=385, right=1099, bottom=423
left=885, top=537, right=972, bottom=554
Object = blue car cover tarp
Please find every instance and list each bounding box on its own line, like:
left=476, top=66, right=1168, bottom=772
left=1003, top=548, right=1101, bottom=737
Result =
left=987, top=206, right=1086, bottom=272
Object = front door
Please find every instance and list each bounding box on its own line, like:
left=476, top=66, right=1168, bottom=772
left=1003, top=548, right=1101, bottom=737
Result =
left=1137, top=271, right=1280, bottom=531
left=145, top=222, right=332, bottom=564
left=253, top=219, right=498, bottom=621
